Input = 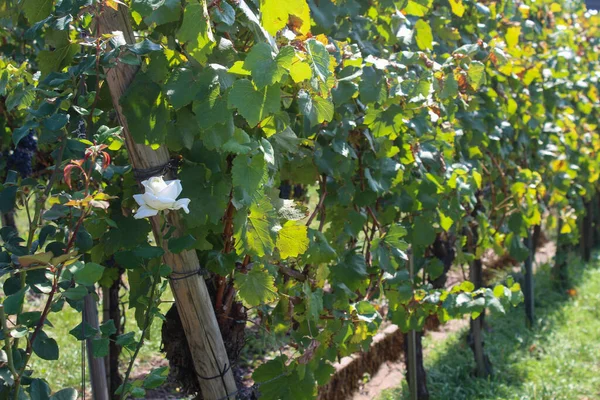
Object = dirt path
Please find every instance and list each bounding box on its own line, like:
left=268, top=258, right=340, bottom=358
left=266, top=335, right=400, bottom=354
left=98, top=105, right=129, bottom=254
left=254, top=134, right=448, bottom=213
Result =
left=351, top=240, right=557, bottom=400
left=352, top=318, right=467, bottom=400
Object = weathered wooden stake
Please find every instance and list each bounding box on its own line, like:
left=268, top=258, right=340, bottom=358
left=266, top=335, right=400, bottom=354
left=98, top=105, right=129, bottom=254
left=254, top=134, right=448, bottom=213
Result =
left=553, top=216, right=568, bottom=286
left=581, top=199, right=593, bottom=262
left=469, top=258, right=491, bottom=378
left=523, top=230, right=534, bottom=327
left=84, top=294, right=109, bottom=400
left=102, top=275, right=123, bottom=399
left=98, top=6, right=237, bottom=399
left=406, top=249, right=419, bottom=400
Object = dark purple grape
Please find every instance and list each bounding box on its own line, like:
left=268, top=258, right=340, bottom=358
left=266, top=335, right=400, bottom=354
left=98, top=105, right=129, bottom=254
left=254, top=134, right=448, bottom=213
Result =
left=18, top=131, right=37, bottom=152
left=279, top=181, right=292, bottom=199
left=293, top=184, right=304, bottom=199
left=7, top=148, right=33, bottom=178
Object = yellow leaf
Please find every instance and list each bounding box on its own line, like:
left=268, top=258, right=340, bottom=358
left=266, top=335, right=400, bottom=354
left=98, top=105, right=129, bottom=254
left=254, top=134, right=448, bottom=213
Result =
left=438, top=210, right=453, bottom=231
left=448, top=0, right=465, bottom=17
left=523, top=66, right=541, bottom=85
left=472, top=170, right=482, bottom=189
left=505, top=26, right=521, bottom=49
left=560, top=221, right=571, bottom=234
left=276, top=221, right=309, bottom=259
left=228, top=61, right=251, bottom=76
left=314, top=34, right=329, bottom=45
left=414, top=19, right=433, bottom=51
left=260, top=0, right=311, bottom=36
left=403, top=0, right=429, bottom=16
left=18, top=252, right=53, bottom=267
left=52, top=251, right=79, bottom=266
left=105, top=0, right=119, bottom=10
left=518, top=4, right=530, bottom=18
left=93, top=192, right=116, bottom=201
left=65, top=199, right=82, bottom=207
left=289, top=60, right=312, bottom=82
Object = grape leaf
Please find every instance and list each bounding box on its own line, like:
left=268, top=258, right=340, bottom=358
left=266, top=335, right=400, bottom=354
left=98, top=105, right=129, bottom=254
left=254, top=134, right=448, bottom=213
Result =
left=37, top=31, right=79, bottom=77
left=164, top=68, right=200, bottom=109
left=235, top=266, right=278, bottom=307
left=290, top=60, right=312, bottom=82
left=412, top=215, right=436, bottom=247
left=330, top=252, right=368, bottom=291
left=414, top=20, right=433, bottom=50
left=468, top=61, right=486, bottom=90
left=306, top=39, right=330, bottom=83
left=303, top=283, right=323, bottom=322
left=176, top=2, right=215, bottom=64
left=244, top=43, right=295, bottom=88
left=260, top=0, right=311, bottom=36
left=234, top=199, right=276, bottom=257
left=232, top=154, right=268, bottom=206
left=448, top=0, right=465, bottom=16
left=276, top=221, right=309, bottom=259
left=228, top=79, right=280, bottom=127
left=192, top=79, right=230, bottom=129
left=22, top=0, right=53, bottom=22
left=506, top=26, right=521, bottom=48
left=297, top=90, right=334, bottom=126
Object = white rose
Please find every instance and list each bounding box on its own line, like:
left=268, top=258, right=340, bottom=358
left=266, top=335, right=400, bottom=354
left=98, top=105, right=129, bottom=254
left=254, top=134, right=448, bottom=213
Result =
left=133, top=176, right=191, bottom=219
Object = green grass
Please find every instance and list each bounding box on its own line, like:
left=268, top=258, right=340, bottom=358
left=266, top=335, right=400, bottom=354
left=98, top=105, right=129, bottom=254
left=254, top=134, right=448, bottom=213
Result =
left=379, top=256, right=600, bottom=400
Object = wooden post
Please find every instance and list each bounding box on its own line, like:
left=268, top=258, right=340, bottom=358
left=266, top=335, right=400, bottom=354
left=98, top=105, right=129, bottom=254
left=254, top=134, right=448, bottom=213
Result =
left=406, top=249, right=418, bottom=400
left=467, top=199, right=492, bottom=378
left=553, top=216, right=568, bottom=287
left=582, top=199, right=593, bottom=262
left=469, top=258, right=491, bottom=378
left=102, top=273, right=123, bottom=399
left=98, top=7, right=237, bottom=399
left=531, top=224, right=541, bottom=257
left=84, top=294, right=110, bottom=400
left=595, top=194, right=600, bottom=247
left=523, top=230, right=534, bottom=327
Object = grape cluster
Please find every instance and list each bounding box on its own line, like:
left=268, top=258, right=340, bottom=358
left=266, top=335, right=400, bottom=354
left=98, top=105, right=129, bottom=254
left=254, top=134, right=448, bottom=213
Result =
left=293, top=184, right=304, bottom=200
left=18, top=131, right=38, bottom=152
left=7, top=130, right=37, bottom=178
left=278, top=181, right=292, bottom=199
left=278, top=181, right=306, bottom=200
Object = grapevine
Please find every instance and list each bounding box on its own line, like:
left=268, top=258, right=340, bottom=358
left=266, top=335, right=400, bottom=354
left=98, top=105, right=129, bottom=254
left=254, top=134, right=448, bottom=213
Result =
left=0, top=0, right=598, bottom=399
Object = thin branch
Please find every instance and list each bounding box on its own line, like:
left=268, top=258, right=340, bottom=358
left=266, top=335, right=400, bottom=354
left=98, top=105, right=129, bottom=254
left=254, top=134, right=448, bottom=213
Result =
left=487, top=152, right=508, bottom=198
left=306, top=175, right=327, bottom=227
left=216, top=190, right=236, bottom=314
left=318, top=204, right=326, bottom=232
left=366, top=206, right=381, bottom=230
left=278, top=265, right=306, bottom=282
